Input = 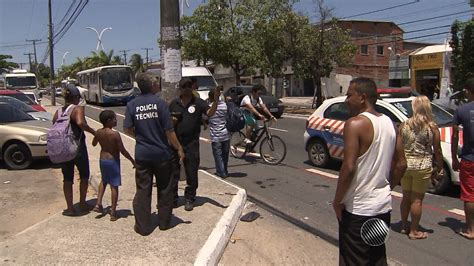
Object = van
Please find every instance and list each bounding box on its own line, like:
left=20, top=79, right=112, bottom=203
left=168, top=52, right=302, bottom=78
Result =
left=182, top=67, right=218, bottom=100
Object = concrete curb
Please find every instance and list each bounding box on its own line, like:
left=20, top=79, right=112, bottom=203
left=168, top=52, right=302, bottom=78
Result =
left=194, top=170, right=247, bottom=266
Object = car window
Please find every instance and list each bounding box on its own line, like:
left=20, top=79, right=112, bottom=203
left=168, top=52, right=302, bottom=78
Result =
left=391, top=101, right=453, bottom=127
left=324, top=103, right=350, bottom=121
left=375, top=105, right=401, bottom=123
left=0, top=104, right=35, bottom=123
left=0, top=97, right=37, bottom=112
left=7, top=93, right=36, bottom=105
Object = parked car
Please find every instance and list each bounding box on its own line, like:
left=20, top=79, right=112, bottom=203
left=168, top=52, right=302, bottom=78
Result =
left=224, top=85, right=285, bottom=118
left=303, top=96, right=461, bottom=195
left=0, top=96, right=53, bottom=122
left=0, top=102, right=50, bottom=170
left=0, top=90, right=46, bottom=111
left=23, top=91, right=41, bottom=104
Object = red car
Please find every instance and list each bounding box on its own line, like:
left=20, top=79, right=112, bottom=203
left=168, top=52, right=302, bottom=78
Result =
left=0, top=90, right=46, bottom=111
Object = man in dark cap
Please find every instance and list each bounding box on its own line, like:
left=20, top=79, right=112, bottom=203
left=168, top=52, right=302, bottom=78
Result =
left=169, top=77, right=220, bottom=211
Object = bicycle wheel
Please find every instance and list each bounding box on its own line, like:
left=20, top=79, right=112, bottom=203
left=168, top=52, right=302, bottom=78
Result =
left=230, top=131, right=247, bottom=158
left=259, top=135, right=286, bottom=165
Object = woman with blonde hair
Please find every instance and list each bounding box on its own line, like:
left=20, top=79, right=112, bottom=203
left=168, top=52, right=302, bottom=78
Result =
left=400, top=95, right=443, bottom=240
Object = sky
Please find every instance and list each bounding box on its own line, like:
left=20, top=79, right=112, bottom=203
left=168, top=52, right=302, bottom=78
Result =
left=0, top=0, right=472, bottom=71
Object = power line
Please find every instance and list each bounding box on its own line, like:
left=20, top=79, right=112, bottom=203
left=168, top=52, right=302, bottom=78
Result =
left=381, top=1, right=466, bottom=21
left=119, top=49, right=131, bottom=65
left=26, top=39, right=42, bottom=66
left=363, top=31, right=451, bottom=46
left=142, top=48, right=153, bottom=65
left=398, top=10, right=472, bottom=26
left=341, top=0, right=420, bottom=19
left=351, top=24, right=452, bottom=41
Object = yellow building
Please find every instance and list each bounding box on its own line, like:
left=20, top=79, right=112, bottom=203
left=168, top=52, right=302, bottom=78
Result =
left=410, top=44, right=452, bottom=100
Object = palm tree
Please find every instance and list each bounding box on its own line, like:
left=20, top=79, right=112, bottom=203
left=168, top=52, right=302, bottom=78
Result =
left=129, top=53, right=144, bottom=74
left=111, top=55, right=122, bottom=65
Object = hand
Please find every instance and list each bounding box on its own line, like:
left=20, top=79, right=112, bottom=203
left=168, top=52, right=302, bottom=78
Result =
left=131, top=160, right=137, bottom=169
left=452, top=158, right=460, bottom=171
left=258, top=114, right=265, bottom=120
left=270, top=115, right=277, bottom=122
left=178, top=148, right=185, bottom=163
left=214, top=88, right=222, bottom=102
left=332, top=201, right=344, bottom=222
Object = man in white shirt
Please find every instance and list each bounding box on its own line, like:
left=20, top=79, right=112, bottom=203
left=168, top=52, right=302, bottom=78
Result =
left=333, top=77, right=406, bottom=265
left=240, top=85, right=276, bottom=144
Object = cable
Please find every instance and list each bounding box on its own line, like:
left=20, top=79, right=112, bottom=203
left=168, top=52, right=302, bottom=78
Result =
left=350, top=24, right=452, bottom=41
left=382, top=1, right=466, bottom=21
left=398, top=10, right=472, bottom=26
left=26, top=0, right=36, bottom=40
left=362, top=31, right=451, bottom=46
left=55, top=0, right=77, bottom=32
left=53, top=0, right=83, bottom=39
left=54, top=0, right=88, bottom=44
left=341, top=0, right=420, bottom=19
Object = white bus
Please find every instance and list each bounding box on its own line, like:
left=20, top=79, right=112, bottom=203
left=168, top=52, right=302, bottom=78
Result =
left=76, top=65, right=137, bottom=105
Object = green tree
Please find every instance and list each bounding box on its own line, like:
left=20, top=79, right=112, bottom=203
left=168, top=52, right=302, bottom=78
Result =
left=112, top=55, right=122, bottom=65
left=450, top=20, right=474, bottom=92
left=84, top=50, right=114, bottom=68
left=0, top=54, right=19, bottom=69
left=129, top=53, right=144, bottom=74
left=32, top=63, right=51, bottom=87
left=291, top=0, right=356, bottom=107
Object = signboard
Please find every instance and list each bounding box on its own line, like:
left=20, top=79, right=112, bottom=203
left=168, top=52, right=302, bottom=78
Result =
left=412, top=52, right=443, bottom=70
left=389, top=57, right=409, bottom=68
left=389, top=70, right=410, bottom=80
left=163, top=48, right=181, bottom=83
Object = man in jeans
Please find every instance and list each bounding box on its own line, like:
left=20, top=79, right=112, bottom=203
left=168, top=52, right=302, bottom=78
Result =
left=452, top=78, right=474, bottom=240
left=124, top=73, right=184, bottom=235
left=169, top=78, right=219, bottom=211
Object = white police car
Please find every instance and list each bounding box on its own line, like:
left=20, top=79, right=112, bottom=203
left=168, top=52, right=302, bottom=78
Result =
left=303, top=95, right=463, bottom=195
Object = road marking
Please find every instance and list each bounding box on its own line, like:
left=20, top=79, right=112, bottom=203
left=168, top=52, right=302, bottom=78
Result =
left=390, top=191, right=403, bottom=198
left=86, top=104, right=125, bottom=118
left=199, top=137, right=211, bottom=143
left=269, top=127, right=288, bottom=132
left=448, top=208, right=465, bottom=217
left=305, top=168, right=338, bottom=179
left=282, top=114, right=309, bottom=120
left=85, top=116, right=135, bottom=141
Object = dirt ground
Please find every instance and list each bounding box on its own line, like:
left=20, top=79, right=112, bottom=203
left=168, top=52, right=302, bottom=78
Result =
left=0, top=160, right=65, bottom=241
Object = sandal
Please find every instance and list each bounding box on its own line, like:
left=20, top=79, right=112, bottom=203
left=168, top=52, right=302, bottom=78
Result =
left=93, top=205, right=103, bottom=213
left=110, top=213, right=118, bottom=222
left=459, top=231, right=474, bottom=240
left=408, top=232, right=428, bottom=240
left=62, top=209, right=77, bottom=217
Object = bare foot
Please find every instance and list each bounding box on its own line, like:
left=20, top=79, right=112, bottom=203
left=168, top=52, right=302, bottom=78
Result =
left=93, top=205, right=103, bottom=213
left=408, top=231, right=428, bottom=240
left=459, top=231, right=474, bottom=240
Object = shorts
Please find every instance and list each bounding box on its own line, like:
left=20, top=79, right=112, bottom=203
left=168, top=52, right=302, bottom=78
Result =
left=339, top=210, right=390, bottom=266
left=242, top=109, right=256, bottom=126
left=61, top=142, right=90, bottom=183
left=100, top=159, right=121, bottom=187
left=401, top=168, right=432, bottom=194
left=460, top=160, right=474, bottom=202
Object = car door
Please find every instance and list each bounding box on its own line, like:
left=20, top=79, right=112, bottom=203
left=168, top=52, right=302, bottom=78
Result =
left=320, top=102, right=350, bottom=159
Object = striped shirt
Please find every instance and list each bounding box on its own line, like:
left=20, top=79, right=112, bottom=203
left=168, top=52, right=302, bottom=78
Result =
left=209, top=100, right=230, bottom=142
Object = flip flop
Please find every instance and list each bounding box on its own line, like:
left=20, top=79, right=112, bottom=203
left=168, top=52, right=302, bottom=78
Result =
left=110, top=213, right=118, bottom=222
left=62, top=209, right=77, bottom=217
left=408, top=232, right=428, bottom=240
left=459, top=231, right=474, bottom=240
left=93, top=205, right=103, bottom=213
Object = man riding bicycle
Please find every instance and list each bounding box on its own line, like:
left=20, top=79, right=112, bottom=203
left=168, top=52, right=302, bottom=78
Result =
left=240, top=84, right=277, bottom=145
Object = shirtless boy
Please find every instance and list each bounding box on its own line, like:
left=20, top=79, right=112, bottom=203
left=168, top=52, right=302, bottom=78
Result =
left=92, top=110, right=135, bottom=221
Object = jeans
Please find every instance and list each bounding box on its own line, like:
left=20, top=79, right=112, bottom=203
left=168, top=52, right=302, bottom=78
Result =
left=211, top=140, right=230, bottom=177
left=133, top=159, right=174, bottom=233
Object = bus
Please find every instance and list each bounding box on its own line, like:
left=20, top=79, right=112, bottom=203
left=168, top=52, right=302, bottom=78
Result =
left=76, top=65, right=138, bottom=105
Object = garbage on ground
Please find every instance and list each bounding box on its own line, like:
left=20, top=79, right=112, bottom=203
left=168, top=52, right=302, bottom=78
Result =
left=3, top=181, right=11, bottom=184
left=240, top=211, right=260, bottom=222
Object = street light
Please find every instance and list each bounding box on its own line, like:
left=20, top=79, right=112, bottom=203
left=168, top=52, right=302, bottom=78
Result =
left=86, top=27, right=112, bottom=51
left=61, top=51, right=70, bottom=66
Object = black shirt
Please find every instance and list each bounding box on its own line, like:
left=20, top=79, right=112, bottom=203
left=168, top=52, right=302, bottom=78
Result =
left=124, top=94, right=174, bottom=162
left=169, top=96, right=209, bottom=145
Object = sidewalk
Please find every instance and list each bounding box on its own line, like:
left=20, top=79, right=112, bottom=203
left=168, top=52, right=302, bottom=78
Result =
left=0, top=98, right=246, bottom=265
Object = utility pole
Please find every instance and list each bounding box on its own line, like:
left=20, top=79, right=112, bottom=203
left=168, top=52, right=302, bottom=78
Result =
left=160, top=0, right=181, bottom=102
left=142, top=47, right=153, bottom=67
left=24, top=52, right=34, bottom=71
left=119, top=49, right=130, bottom=65
left=18, top=62, right=27, bottom=69
left=48, top=0, right=56, bottom=106
left=26, top=38, right=42, bottom=67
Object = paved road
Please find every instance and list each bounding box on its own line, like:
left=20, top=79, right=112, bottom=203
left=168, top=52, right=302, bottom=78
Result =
left=68, top=100, right=472, bottom=265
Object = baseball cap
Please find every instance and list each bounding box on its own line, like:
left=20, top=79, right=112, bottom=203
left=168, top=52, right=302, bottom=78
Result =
left=66, top=83, right=81, bottom=97
left=179, top=77, right=193, bottom=89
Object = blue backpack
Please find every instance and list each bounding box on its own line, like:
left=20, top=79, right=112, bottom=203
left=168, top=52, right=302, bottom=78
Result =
left=47, top=105, right=80, bottom=163
left=225, top=101, right=245, bottom=132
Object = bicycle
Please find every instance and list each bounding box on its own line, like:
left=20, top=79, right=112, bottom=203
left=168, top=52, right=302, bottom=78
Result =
left=230, top=119, right=287, bottom=165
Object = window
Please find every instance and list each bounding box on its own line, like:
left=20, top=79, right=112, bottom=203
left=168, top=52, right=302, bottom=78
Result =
left=377, top=46, right=384, bottom=55
left=324, top=103, right=350, bottom=121
left=375, top=105, right=401, bottom=123
left=361, top=45, right=368, bottom=55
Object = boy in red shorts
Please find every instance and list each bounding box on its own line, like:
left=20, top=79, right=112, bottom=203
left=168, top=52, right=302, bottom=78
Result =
left=452, top=78, right=474, bottom=240
left=92, top=110, right=135, bottom=221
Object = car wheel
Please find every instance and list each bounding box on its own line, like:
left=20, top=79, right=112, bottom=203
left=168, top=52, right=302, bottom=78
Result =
left=3, top=143, right=33, bottom=170
left=427, top=164, right=451, bottom=195
left=307, top=139, right=330, bottom=167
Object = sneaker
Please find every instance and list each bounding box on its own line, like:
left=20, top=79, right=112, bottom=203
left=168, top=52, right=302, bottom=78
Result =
left=184, top=200, right=194, bottom=211
left=243, top=138, right=253, bottom=145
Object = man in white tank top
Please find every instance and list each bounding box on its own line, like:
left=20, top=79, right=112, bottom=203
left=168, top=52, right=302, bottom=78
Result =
left=333, top=78, right=407, bottom=265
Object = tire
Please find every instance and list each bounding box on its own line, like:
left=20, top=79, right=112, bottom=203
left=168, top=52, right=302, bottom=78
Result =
left=259, top=135, right=286, bottom=165
left=427, top=164, right=451, bottom=195
left=307, top=139, right=331, bottom=168
left=230, top=131, right=247, bottom=158
left=3, top=143, right=33, bottom=170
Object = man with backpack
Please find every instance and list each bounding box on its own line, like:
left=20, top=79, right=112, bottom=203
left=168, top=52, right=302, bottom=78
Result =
left=240, top=84, right=276, bottom=145
left=50, top=84, right=96, bottom=216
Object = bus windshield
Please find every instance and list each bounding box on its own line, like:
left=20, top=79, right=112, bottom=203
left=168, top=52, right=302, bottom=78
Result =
left=101, top=68, right=133, bottom=92
left=5, top=76, right=37, bottom=89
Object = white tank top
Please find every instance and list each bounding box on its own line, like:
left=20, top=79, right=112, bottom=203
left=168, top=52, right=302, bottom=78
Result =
left=342, top=112, right=396, bottom=216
